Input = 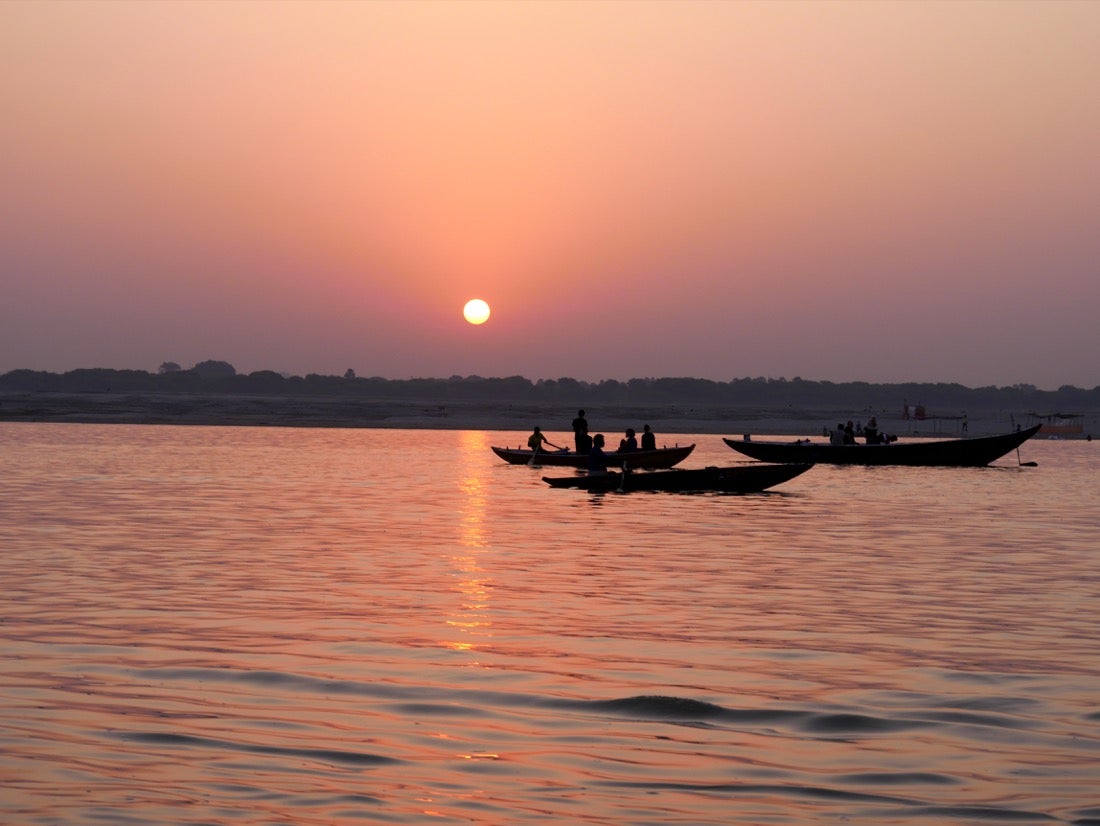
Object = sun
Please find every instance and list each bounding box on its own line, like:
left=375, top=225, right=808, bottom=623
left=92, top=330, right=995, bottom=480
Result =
left=463, top=298, right=491, bottom=325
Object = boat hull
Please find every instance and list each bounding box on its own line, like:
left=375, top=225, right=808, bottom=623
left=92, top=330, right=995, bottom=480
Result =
left=723, top=425, right=1041, bottom=467
left=542, top=463, right=812, bottom=493
left=492, top=443, right=695, bottom=469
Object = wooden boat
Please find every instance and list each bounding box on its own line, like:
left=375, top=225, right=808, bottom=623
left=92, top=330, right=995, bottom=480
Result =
left=1028, top=412, right=1084, bottom=437
left=542, top=463, right=812, bottom=493
left=491, top=443, right=695, bottom=469
left=722, top=424, right=1042, bottom=467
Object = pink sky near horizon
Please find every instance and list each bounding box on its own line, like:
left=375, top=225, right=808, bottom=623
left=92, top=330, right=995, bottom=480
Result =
left=2, top=0, right=1098, bottom=389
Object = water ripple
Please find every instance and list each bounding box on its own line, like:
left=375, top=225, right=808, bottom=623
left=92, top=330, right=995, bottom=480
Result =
left=114, top=731, right=402, bottom=766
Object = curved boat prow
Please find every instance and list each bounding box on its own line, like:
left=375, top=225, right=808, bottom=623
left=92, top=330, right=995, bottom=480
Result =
left=723, top=424, right=1041, bottom=467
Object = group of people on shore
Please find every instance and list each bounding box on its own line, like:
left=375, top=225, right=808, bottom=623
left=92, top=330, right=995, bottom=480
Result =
left=527, top=410, right=658, bottom=474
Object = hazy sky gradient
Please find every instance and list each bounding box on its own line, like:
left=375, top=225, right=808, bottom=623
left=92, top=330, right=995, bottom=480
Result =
left=3, top=0, right=1098, bottom=388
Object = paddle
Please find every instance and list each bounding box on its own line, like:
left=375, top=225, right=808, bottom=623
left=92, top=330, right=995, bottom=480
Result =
left=1017, top=447, right=1037, bottom=467
left=529, top=439, right=566, bottom=467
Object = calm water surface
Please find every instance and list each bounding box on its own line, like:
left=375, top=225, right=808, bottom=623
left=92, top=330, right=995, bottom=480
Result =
left=2, top=423, right=1098, bottom=825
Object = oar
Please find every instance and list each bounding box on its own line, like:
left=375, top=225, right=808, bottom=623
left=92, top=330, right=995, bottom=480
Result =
left=529, top=440, right=564, bottom=467
left=1017, top=447, right=1037, bottom=467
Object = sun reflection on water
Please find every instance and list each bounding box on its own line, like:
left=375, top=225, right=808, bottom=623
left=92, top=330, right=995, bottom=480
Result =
left=443, top=431, right=494, bottom=653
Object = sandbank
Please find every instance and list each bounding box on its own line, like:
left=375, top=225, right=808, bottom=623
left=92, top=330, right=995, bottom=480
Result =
left=2, top=390, right=1076, bottom=438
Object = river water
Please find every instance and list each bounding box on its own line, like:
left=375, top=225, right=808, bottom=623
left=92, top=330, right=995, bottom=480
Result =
left=1, top=423, right=1097, bottom=825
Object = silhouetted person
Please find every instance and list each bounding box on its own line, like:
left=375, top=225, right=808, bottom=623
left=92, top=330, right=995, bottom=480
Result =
left=830, top=424, right=845, bottom=445
left=528, top=426, right=563, bottom=454
left=619, top=427, right=638, bottom=452
left=864, top=416, right=879, bottom=444
left=588, top=433, right=608, bottom=474
left=572, top=409, right=591, bottom=453
left=844, top=421, right=856, bottom=445
left=640, top=424, right=656, bottom=451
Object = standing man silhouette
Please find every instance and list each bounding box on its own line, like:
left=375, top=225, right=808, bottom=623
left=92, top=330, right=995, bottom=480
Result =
left=571, top=409, right=591, bottom=453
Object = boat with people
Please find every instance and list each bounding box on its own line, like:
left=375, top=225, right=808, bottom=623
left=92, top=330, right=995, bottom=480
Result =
left=542, top=463, right=812, bottom=493
left=722, top=424, right=1042, bottom=467
left=491, top=443, right=695, bottom=469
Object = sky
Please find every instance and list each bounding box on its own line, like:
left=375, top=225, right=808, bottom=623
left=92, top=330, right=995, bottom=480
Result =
left=2, top=0, right=1098, bottom=390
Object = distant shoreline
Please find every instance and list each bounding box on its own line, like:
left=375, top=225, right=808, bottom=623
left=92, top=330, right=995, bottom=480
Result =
left=3, top=391, right=1089, bottom=438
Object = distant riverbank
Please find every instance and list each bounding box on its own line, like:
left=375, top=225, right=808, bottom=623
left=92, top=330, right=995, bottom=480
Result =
left=3, top=390, right=1088, bottom=438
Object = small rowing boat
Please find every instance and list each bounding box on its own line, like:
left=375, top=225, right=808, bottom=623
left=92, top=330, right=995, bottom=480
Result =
left=722, top=425, right=1041, bottom=467
left=491, top=443, right=695, bottom=469
left=542, top=463, right=812, bottom=493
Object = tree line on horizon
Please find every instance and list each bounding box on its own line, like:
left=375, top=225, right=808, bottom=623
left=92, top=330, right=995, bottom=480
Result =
left=1, top=362, right=1096, bottom=413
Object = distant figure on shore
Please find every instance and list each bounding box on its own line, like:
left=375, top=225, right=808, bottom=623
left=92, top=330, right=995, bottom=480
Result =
left=528, top=426, right=563, bottom=454
left=640, top=424, right=656, bottom=451
left=571, top=409, right=591, bottom=453
left=619, top=427, right=638, bottom=452
left=588, top=433, right=608, bottom=474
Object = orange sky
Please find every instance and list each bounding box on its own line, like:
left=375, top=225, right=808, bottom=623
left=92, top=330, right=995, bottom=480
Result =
left=2, top=0, right=1098, bottom=388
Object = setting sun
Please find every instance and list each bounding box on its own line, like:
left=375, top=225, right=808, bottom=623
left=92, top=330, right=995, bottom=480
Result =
left=462, top=299, right=491, bottom=325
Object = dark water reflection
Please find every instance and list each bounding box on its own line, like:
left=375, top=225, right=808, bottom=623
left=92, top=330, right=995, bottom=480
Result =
left=1, top=423, right=1098, bottom=824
